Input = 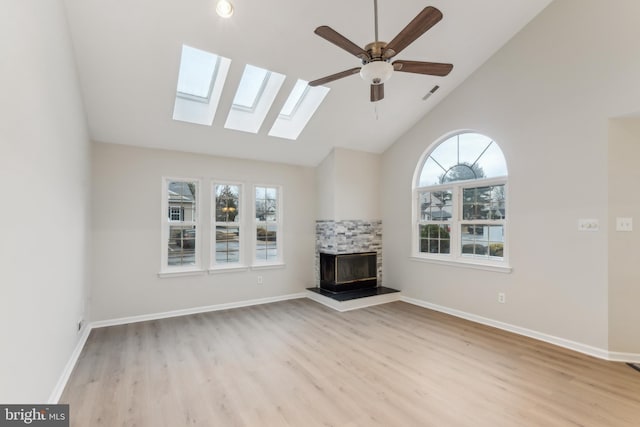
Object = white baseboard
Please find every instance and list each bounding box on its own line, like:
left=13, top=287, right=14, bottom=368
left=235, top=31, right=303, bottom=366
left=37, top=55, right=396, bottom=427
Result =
left=306, top=290, right=401, bottom=312
left=608, top=352, right=640, bottom=364
left=50, top=292, right=306, bottom=402
left=400, top=296, right=640, bottom=363
left=91, top=292, right=307, bottom=329
left=48, top=325, right=92, bottom=404
left=50, top=292, right=640, bottom=403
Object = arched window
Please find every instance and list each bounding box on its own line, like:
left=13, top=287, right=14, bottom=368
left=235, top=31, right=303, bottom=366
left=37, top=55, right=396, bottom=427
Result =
left=413, top=132, right=509, bottom=268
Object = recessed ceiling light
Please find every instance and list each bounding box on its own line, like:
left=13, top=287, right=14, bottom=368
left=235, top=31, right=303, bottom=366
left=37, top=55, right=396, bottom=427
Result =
left=216, top=0, right=234, bottom=18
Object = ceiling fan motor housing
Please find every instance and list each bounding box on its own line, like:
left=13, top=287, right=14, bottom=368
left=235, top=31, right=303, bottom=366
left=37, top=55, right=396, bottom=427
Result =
left=360, top=60, right=393, bottom=85
left=361, top=40, right=393, bottom=85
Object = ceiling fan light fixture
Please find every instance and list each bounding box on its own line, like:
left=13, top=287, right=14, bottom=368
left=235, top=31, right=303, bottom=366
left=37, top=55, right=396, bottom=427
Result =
left=360, top=61, right=393, bottom=85
left=216, top=0, right=234, bottom=18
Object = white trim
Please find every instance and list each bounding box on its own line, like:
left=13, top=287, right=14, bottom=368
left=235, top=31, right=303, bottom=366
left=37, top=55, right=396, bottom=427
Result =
left=415, top=176, right=508, bottom=193
left=409, top=256, right=512, bottom=273
left=400, top=296, right=613, bottom=361
left=208, top=266, right=249, bottom=274
left=305, top=289, right=401, bottom=312
left=608, top=352, right=640, bottom=364
left=48, top=325, right=92, bottom=403
left=91, top=293, right=306, bottom=329
left=157, top=269, right=206, bottom=278
left=251, top=262, right=286, bottom=271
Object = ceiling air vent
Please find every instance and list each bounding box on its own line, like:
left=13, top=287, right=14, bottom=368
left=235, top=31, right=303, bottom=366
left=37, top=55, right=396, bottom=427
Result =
left=422, top=85, right=440, bottom=101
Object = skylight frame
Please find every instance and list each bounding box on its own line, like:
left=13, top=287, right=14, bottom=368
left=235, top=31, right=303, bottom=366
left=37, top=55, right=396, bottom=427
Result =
left=278, top=80, right=310, bottom=119
left=172, top=44, right=231, bottom=127
left=231, top=65, right=272, bottom=112
left=224, top=64, right=286, bottom=134
left=176, top=56, right=220, bottom=104
left=268, top=80, right=330, bottom=140
left=176, top=45, right=221, bottom=103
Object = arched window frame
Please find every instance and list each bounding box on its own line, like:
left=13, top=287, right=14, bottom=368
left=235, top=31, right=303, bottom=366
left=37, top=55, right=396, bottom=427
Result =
left=412, top=131, right=511, bottom=272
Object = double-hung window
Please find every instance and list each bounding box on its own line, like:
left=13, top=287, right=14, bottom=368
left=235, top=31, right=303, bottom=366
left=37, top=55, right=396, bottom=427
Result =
left=162, top=179, right=200, bottom=272
left=212, top=183, right=242, bottom=268
left=413, top=132, right=509, bottom=269
left=160, top=180, right=285, bottom=275
left=254, top=186, right=281, bottom=264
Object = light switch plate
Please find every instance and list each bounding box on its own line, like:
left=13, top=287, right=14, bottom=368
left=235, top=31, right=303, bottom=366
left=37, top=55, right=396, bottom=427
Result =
left=616, top=217, right=633, bottom=232
left=578, top=219, right=599, bottom=232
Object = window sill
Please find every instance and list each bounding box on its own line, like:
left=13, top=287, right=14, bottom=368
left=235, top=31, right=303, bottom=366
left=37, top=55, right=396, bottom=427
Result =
left=158, top=268, right=207, bottom=278
left=208, top=265, right=249, bottom=274
left=410, top=256, right=512, bottom=274
left=251, top=262, right=286, bottom=271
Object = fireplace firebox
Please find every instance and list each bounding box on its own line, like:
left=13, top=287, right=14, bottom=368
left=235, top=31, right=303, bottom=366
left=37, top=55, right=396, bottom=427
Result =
left=320, top=252, right=377, bottom=293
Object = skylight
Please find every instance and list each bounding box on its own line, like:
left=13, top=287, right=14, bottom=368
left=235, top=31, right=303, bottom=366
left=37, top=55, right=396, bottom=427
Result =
left=268, top=80, right=330, bottom=140
left=173, top=45, right=231, bottom=126
left=176, top=46, right=218, bottom=100
left=224, top=64, right=285, bottom=134
left=232, top=65, right=270, bottom=110
left=279, top=79, right=308, bottom=117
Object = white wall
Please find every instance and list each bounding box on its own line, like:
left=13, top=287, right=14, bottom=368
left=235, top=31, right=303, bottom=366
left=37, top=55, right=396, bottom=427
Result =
left=0, top=0, right=91, bottom=402
left=316, top=149, right=336, bottom=220
left=608, top=118, right=640, bottom=354
left=382, top=0, right=640, bottom=351
left=90, top=143, right=316, bottom=321
left=316, top=148, right=381, bottom=221
left=334, top=148, right=381, bottom=221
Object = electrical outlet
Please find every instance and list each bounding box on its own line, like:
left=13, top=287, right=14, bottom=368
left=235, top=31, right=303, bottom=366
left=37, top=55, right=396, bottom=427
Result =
left=257, top=275, right=263, bottom=285
left=498, top=292, right=506, bottom=304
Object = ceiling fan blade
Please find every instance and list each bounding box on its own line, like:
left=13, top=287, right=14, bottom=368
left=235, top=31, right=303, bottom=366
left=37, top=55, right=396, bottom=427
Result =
left=314, top=26, right=369, bottom=60
left=309, top=67, right=362, bottom=87
left=392, top=60, right=453, bottom=76
left=371, top=83, right=384, bottom=102
left=383, top=7, right=443, bottom=59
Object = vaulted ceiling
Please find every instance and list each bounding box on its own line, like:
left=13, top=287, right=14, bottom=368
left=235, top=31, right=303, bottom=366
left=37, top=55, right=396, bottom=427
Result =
left=63, top=0, right=552, bottom=166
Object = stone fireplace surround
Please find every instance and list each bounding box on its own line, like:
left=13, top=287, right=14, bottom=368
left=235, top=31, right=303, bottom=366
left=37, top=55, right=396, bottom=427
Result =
left=315, top=220, right=382, bottom=289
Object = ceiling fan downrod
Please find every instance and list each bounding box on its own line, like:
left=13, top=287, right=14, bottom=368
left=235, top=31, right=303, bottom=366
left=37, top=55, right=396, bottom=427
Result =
left=374, top=0, right=379, bottom=43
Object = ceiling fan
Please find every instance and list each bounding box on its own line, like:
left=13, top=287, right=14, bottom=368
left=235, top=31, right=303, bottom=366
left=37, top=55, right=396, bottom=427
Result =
left=309, top=0, right=453, bottom=102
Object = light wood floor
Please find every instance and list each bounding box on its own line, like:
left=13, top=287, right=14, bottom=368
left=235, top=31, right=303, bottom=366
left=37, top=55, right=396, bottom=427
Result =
left=61, top=299, right=640, bottom=426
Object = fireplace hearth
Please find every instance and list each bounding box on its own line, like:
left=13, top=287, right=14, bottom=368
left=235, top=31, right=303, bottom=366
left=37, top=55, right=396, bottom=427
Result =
left=320, top=251, right=377, bottom=293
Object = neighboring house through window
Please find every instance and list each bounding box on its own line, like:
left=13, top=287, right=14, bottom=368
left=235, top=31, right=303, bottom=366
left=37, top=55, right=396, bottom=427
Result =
left=413, top=132, right=508, bottom=269
left=162, top=179, right=200, bottom=272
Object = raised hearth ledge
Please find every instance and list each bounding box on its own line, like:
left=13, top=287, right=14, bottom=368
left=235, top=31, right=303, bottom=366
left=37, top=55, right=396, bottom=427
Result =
left=306, top=287, right=400, bottom=312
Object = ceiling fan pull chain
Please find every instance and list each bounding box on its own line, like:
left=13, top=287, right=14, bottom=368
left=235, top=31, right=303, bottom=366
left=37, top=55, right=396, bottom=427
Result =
left=374, top=0, right=379, bottom=43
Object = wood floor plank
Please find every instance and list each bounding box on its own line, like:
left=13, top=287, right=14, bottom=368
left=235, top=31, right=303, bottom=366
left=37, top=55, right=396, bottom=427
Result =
left=60, top=300, right=640, bottom=426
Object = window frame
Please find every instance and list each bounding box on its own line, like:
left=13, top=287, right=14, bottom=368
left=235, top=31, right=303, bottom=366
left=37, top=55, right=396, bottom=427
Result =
left=160, top=177, right=203, bottom=275
left=412, top=132, right=511, bottom=272
left=252, top=184, right=283, bottom=267
left=211, top=181, right=245, bottom=271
